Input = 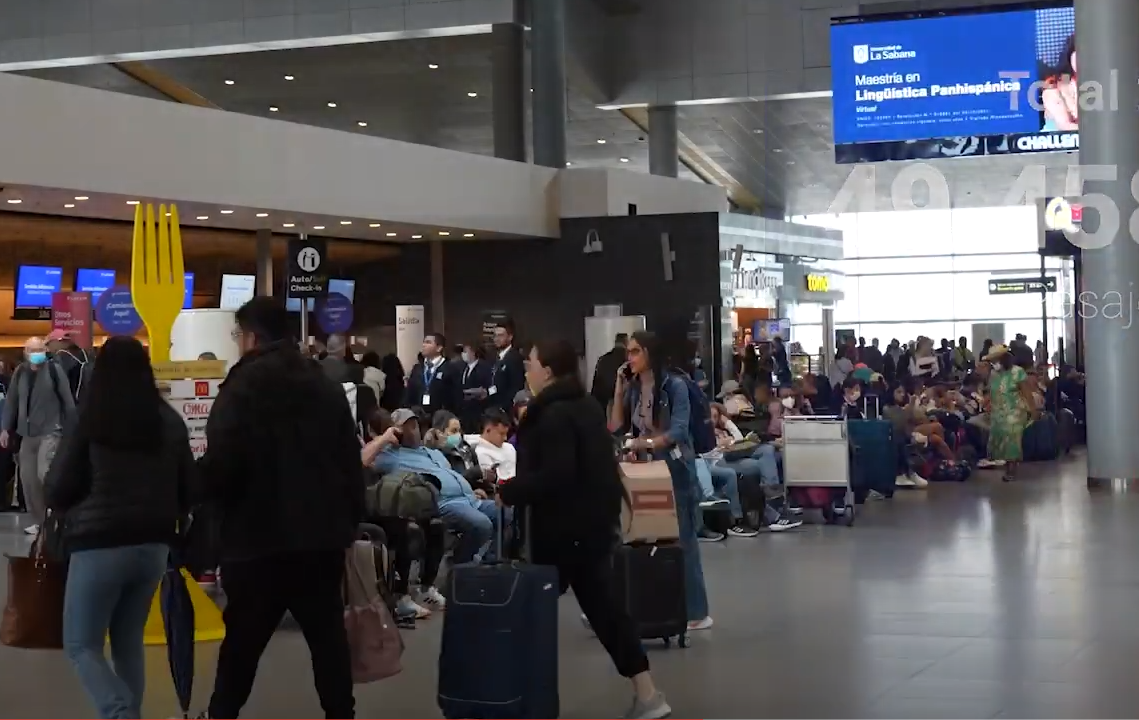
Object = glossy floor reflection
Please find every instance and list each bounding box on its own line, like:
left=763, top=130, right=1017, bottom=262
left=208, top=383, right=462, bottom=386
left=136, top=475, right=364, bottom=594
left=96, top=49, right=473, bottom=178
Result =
left=5, top=453, right=1139, bottom=718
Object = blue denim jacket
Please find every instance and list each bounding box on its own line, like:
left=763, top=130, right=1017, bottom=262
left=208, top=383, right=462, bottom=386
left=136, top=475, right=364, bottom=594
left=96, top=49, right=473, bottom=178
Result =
left=624, top=373, right=694, bottom=461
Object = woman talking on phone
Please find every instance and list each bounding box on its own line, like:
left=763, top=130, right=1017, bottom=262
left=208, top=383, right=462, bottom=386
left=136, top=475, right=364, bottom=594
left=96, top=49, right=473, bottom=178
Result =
left=609, top=331, right=712, bottom=631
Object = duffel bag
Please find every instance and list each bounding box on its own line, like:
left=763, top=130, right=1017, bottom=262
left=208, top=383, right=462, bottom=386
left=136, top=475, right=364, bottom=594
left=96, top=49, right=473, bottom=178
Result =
left=365, top=471, right=440, bottom=521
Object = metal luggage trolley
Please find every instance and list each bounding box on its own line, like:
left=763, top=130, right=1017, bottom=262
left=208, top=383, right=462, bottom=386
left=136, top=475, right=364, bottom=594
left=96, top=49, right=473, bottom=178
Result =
left=782, top=415, right=855, bottom=526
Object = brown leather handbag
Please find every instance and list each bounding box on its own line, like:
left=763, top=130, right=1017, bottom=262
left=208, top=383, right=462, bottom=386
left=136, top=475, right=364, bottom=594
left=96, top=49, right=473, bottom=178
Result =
left=0, top=530, right=66, bottom=649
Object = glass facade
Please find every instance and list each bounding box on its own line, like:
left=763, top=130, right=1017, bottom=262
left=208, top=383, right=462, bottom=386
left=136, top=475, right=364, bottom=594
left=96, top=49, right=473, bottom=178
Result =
left=788, top=206, right=1070, bottom=355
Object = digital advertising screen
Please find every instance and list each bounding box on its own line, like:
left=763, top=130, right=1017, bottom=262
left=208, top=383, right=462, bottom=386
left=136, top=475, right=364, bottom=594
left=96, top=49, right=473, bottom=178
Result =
left=15, top=265, right=63, bottom=308
left=75, top=268, right=116, bottom=302
left=287, top=278, right=355, bottom=312
left=184, top=272, right=195, bottom=310
left=219, top=274, right=256, bottom=311
left=830, top=3, right=1076, bottom=163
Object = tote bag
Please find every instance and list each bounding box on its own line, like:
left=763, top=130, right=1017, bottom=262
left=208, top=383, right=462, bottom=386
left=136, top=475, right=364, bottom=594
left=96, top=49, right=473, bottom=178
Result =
left=343, top=540, right=403, bottom=684
left=1, top=533, right=66, bottom=649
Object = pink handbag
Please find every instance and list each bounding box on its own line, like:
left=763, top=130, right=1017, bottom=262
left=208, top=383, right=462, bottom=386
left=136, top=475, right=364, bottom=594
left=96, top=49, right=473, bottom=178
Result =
left=343, top=542, right=403, bottom=684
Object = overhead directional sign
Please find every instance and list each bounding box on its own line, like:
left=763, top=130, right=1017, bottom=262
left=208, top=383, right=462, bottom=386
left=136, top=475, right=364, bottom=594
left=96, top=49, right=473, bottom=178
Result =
left=988, top=276, right=1057, bottom=295
left=286, top=236, right=329, bottom=298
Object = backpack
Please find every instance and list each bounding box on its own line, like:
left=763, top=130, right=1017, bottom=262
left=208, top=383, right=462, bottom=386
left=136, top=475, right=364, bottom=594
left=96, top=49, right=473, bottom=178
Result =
left=931, top=459, right=971, bottom=482
left=673, top=371, right=716, bottom=455
left=56, top=349, right=93, bottom=403
left=365, top=471, right=439, bottom=520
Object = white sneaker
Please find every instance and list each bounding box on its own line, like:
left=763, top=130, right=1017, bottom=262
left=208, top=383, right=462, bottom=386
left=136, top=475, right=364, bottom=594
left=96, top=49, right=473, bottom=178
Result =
left=417, top=586, right=446, bottom=609
left=698, top=498, right=730, bottom=509
left=396, top=595, right=431, bottom=619
left=895, top=474, right=916, bottom=487
left=909, top=473, right=929, bottom=489
left=687, top=616, right=714, bottom=631
left=23, top=524, right=39, bottom=536
left=977, top=458, right=998, bottom=469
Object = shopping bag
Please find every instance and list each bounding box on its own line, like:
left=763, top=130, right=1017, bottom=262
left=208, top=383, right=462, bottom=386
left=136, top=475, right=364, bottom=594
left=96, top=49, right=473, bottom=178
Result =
left=0, top=534, right=66, bottom=649
left=343, top=541, right=403, bottom=684
left=618, top=460, right=679, bottom=543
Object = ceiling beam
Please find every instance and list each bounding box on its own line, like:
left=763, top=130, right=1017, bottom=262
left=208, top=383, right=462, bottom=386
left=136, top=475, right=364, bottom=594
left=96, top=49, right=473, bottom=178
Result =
left=618, top=107, right=761, bottom=212
left=111, top=61, right=220, bottom=109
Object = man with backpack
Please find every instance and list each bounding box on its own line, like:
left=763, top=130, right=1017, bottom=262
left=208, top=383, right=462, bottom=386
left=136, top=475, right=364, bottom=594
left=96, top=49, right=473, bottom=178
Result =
left=0, top=336, right=76, bottom=535
left=47, top=329, right=94, bottom=403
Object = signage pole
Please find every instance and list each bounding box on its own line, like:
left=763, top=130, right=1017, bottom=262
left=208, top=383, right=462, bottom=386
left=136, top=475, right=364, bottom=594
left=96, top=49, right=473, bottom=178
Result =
left=1039, top=251, right=1048, bottom=367
left=298, top=233, right=309, bottom=350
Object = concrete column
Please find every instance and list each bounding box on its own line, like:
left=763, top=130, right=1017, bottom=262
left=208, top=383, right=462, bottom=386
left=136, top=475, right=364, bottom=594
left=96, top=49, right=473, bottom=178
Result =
left=822, top=307, right=835, bottom=377
left=255, top=228, right=273, bottom=296
left=648, top=105, right=679, bottom=177
left=531, top=0, right=567, bottom=168
left=1078, top=0, right=1139, bottom=490
left=492, top=22, right=526, bottom=162
left=430, top=240, right=445, bottom=333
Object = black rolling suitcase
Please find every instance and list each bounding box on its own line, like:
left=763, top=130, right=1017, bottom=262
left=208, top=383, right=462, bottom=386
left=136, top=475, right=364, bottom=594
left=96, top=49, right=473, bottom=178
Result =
left=611, top=542, right=689, bottom=648
left=437, top=509, right=559, bottom=719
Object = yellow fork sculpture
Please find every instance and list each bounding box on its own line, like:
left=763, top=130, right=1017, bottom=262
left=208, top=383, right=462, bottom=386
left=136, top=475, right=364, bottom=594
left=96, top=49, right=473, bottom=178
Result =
left=130, top=203, right=184, bottom=363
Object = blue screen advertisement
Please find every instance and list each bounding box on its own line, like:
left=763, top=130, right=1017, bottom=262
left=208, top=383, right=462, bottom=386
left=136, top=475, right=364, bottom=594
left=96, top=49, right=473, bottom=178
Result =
left=184, top=272, right=194, bottom=309
left=75, top=268, right=116, bottom=302
left=830, top=5, right=1076, bottom=147
left=15, top=266, right=63, bottom=308
left=287, top=278, right=355, bottom=312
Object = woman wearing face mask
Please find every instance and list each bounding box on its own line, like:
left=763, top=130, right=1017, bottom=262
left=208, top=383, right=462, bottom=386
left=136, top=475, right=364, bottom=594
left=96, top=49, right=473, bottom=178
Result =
left=424, top=410, right=492, bottom=494
left=499, top=339, right=672, bottom=720
left=610, top=331, right=713, bottom=632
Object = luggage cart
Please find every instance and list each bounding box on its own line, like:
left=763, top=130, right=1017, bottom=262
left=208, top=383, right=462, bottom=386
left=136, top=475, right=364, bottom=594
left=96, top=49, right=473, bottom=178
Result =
left=782, top=415, right=855, bottom=526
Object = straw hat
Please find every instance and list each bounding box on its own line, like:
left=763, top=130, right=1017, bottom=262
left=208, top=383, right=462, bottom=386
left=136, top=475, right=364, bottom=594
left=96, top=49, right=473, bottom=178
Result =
left=983, top=344, right=1010, bottom=362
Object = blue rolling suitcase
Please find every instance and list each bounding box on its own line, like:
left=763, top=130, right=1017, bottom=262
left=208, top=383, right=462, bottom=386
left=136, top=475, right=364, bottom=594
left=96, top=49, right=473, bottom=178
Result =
left=848, top=396, right=896, bottom=501
left=437, top=509, right=559, bottom=719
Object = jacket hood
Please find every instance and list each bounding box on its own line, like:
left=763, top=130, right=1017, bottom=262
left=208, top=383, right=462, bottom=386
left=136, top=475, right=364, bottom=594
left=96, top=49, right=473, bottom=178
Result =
left=523, top=377, right=586, bottom=427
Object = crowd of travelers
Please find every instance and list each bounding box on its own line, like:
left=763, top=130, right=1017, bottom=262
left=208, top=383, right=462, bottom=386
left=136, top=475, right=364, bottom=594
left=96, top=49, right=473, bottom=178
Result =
left=0, top=302, right=1087, bottom=719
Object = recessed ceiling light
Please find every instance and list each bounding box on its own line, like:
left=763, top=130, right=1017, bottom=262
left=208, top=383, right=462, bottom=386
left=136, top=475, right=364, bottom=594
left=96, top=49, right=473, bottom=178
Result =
left=369, top=223, right=381, bottom=228
left=313, top=225, right=325, bottom=230
left=256, top=212, right=269, bottom=218
left=565, top=161, right=572, bottom=166
left=467, top=91, right=478, bottom=97
left=327, top=102, right=337, bottom=108
left=439, top=231, right=450, bottom=236
left=64, top=203, right=75, bottom=208
left=284, top=74, right=295, bottom=81
left=772, top=148, right=783, bottom=153
left=357, top=121, right=367, bottom=127
left=224, top=79, right=235, bottom=85
left=340, top=220, right=352, bottom=225
left=412, top=234, right=423, bottom=239
left=74, top=196, right=88, bottom=201
left=126, top=200, right=139, bottom=205
left=196, top=215, right=208, bottom=220
left=282, top=222, right=295, bottom=228
left=220, top=209, right=234, bottom=214
left=428, top=63, right=439, bottom=69
left=386, top=232, right=396, bottom=237
left=463, top=233, right=474, bottom=238
left=596, top=138, right=606, bottom=144
left=269, top=106, right=279, bottom=112
left=5, top=199, right=20, bottom=204
left=619, top=157, right=629, bottom=163
left=753, top=129, right=763, bottom=134
left=530, top=88, right=534, bottom=92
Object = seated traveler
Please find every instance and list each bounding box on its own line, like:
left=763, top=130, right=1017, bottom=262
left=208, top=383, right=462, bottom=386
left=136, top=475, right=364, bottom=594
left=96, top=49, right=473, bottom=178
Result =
left=422, top=410, right=491, bottom=493
left=709, top=402, right=800, bottom=532
left=882, top=385, right=948, bottom=488
left=463, top=408, right=517, bottom=482
left=370, top=408, right=510, bottom=564
left=839, top=377, right=864, bottom=420
left=696, top=458, right=757, bottom=538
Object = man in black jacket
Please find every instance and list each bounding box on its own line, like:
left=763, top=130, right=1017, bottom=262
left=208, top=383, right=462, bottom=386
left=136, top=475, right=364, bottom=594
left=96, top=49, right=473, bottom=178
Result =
left=590, top=333, right=627, bottom=412
left=404, top=332, right=457, bottom=419
left=199, top=297, right=362, bottom=719
left=489, top=319, right=526, bottom=414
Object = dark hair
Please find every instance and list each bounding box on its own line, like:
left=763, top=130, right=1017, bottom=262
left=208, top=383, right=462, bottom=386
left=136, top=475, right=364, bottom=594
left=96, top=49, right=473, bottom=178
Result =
left=1056, top=33, right=1076, bottom=77
left=481, top=407, right=511, bottom=430
left=369, top=408, right=392, bottom=436
left=629, top=331, right=666, bottom=378
left=532, top=338, right=580, bottom=380
left=431, top=409, right=459, bottom=432
left=380, top=353, right=404, bottom=378
left=425, top=332, right=446, bottom=348
left=495, top=319, right=515, bottom=336
left=236, top=296, right=292, bottom=344
left=998, top=352, right=1015, bottom=370
left=81, top=336, right=163, bottom=449
left=361, top=351, right=381, bottom=368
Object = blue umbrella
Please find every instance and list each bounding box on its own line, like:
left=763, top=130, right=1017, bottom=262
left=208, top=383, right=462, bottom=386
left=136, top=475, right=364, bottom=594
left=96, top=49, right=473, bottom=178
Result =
left=160, top=549, right=195, bottom=718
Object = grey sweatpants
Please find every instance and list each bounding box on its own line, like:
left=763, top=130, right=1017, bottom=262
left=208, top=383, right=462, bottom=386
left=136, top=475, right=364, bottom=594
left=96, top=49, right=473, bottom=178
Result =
left=18, top=433, right=60, bottom=524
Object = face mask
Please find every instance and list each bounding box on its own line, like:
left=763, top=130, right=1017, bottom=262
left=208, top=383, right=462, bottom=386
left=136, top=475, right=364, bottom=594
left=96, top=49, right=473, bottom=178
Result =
left=444, top=433, right=462, bottom=449
left=693, top=357, right=702, bottom=368
left=781, top=396, right=796, bottom=409
left=461, top=352, right=471, bottom=364
left=27, top=352, right=46, bottom=366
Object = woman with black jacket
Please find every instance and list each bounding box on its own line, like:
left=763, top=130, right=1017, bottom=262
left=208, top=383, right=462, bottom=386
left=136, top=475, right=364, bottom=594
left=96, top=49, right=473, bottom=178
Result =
left=498, top=339, right=670, bottom=720
left=44, top=336, right=196, bottom=719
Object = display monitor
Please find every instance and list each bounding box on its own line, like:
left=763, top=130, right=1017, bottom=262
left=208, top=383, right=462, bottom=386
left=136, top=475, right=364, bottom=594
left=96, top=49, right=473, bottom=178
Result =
left=220, top=274, right=256, bottom=311
left=75, top=268, right=116, bottom=302
left=184, top=272, right=195, bottom=309
left=830, top=3, right=1077, bottom=163
left=15, top=265, right=63, bottom=308
left=286, top=278, right=356, bottom=312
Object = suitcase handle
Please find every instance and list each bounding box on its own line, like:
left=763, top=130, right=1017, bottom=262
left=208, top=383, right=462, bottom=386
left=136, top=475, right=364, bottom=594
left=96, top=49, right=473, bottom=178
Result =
left=493, top=503, right=531, bottom=564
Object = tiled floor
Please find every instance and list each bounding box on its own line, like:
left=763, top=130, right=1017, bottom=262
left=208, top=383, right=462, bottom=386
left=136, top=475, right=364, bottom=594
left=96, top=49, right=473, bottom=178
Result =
left=5, top=453, right=1139, bottom=718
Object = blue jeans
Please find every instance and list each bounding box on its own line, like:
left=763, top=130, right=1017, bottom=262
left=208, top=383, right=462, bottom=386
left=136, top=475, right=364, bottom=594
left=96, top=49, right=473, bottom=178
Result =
left=439, top=498, right=512, bottom=563
left=63, top=543, right=169, bottom=719
left=664, top=455, right=710, bottom=622
left=704, top=461, right=743, bottom=518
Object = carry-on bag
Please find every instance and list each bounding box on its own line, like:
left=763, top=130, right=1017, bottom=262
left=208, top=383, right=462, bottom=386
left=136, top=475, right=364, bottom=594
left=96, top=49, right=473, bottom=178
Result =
left=1, top=532, right=66, bottom=649
left=437, top=508, right=559, bottom=719
left=610, top=542, right=688, bottom=648
left=847, top=396, right=895, bottom=501
left=343, top=528, right=403, bottom=684
left=1023, top=413, right=1060, bottom=462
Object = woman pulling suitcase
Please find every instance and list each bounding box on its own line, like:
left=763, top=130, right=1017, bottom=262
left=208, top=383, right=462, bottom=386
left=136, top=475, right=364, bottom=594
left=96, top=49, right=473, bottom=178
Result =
left=498, top=339, right=671, bottom=719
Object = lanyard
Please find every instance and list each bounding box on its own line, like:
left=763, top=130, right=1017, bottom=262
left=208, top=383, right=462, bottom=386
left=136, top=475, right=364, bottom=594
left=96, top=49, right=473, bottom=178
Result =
left=422, top=359, right=438, bottom=387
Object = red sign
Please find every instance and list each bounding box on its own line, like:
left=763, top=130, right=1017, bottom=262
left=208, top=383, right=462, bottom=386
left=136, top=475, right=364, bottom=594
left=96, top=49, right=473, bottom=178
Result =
left=194, top=381, right=210, bottom=397
left=51, top=292, right=93, bottom=348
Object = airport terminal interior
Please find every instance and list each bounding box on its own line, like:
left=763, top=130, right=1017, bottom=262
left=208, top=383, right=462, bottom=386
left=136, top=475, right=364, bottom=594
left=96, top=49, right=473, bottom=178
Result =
left=0, top=0, right=1134, bottom=716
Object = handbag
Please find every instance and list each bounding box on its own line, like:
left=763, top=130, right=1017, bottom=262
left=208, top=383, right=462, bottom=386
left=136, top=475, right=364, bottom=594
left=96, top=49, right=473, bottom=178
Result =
left=0, top=532, right=66, bottom=649
left=343, top=540, right=403, bottom=684
left=721, top=440, right=760, bottom=462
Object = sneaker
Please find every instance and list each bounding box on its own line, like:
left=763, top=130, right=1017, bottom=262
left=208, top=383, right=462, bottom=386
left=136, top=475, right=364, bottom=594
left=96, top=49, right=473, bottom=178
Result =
left=787, top=504, right=804, bottom=516
left=687, top=616, right=714, bottom=631
left=624, top=691, right=672, bottom=720
left=417, top=586, right=446, bottom=609
left=22, top=524, right=38, bottom=536
left=895, top=474, right=916, bottom=487
left=727, top=524, right=759, bottom=538
left=767, top=515, right=803, bottom=532
left=868, top=489, right=888, bottom=501
left=697, top=528, right=726, bottom=543
left=396, top=595, right=431, bottom=619
left=909, top=473, right=929, bottom=489
left=698, top=497, right=730, bottom=509
left=977, top=458, right=998, bottom=469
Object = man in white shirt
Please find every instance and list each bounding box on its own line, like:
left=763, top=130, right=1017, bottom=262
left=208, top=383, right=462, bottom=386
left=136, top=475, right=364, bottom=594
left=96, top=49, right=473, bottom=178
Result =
left=463, top=409, right=516, bottom=481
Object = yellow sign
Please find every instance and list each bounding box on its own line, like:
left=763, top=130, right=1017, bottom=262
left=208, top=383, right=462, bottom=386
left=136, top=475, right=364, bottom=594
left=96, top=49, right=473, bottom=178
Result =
left=152, top=360, right=228, bottom=381
left=806, top=274, right=830, bottom=292
left=130, top=203, right=185, bottom=365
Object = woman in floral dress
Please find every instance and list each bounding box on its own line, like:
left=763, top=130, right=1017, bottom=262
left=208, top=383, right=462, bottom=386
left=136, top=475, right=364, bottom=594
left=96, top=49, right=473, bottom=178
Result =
left=985, top=345, right=1036, bottom=481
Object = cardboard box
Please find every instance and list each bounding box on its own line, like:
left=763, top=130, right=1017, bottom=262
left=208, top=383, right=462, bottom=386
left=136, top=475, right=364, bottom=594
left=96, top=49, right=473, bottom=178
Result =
left=619, top=461, right=679, bottom=543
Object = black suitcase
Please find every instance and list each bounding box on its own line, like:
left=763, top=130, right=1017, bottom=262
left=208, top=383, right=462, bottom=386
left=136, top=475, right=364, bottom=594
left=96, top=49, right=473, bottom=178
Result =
left=610, top=542, right=689, bottom=648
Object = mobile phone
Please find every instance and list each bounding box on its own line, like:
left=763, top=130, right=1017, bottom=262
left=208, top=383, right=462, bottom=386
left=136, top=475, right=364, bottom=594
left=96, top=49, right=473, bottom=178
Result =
left=620, top=363, right=633, bottom=381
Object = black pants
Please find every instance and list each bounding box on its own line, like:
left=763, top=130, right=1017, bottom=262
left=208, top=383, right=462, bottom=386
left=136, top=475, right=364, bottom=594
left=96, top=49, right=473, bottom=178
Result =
left=377, top=517, right=446, bottom=595
left=558, top=551, right=649, bottom=679
left=209, top=550, right=355, bottom=719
